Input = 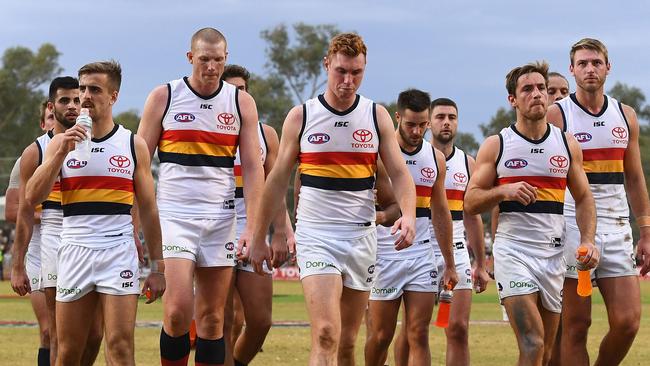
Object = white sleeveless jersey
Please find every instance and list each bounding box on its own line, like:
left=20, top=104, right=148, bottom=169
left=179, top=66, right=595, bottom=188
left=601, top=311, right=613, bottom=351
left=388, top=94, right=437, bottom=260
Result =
left=377, top=141, right=437, bottom=259
left=35, top=131, right=63, bottom=235
left=157, top=78, right=240, bottom=218
left=296, top=94, right=379, bottom=233
left=234, top=123, right=268, bottom=221
left=430, top=147, right=472, bottom=250
left=556, top=94, right=629, bottom=230
left=60, top=125, right=135, bottom=248
left=495, top=124, right=571, bottom=258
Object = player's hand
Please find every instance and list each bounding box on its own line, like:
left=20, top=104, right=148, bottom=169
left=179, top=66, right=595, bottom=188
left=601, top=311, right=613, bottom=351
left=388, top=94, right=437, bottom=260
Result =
left=473, top=266, right=490, bottom=293
left=249, top=235, right=272, bottom=276
left=58, top=124, right=88, bottom=155
left=236, top=228, right=252, bottom=262
left=392, top=215, right=415, bottom=251
left=142, top=272, right=165, bottom=304
left=636, top=236, right=650, bottom=276
left=576, top=242, right=599, bottom=270
left=443, top=265, right=459, bottom=290
left=286, top=229, right=296, bottom=264
left=270, top=232, right=289, bottom=268
left=10, top=264, right=31, bottom=296
left=501, top=182, right=537, bottom=206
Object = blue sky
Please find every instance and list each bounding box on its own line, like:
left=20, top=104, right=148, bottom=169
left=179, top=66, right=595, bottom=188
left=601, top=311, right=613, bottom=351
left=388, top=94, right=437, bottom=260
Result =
left=2, top=0, right=649, bottom=140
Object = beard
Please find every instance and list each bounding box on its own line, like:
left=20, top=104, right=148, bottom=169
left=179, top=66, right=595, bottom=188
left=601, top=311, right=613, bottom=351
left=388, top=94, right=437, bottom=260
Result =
left=54, top=110, right=76, bottom=129
left=398, top=126, right=422, bottom=148
left=433, top=132, right=454, bottom=145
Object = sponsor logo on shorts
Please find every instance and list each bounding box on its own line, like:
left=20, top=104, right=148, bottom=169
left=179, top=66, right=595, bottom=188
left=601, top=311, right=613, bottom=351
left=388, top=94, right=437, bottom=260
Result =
left=47, top=274, right=57, bottom=281
left=509, top=281, right=535, bottom=289
left=465, top=268, right=471, bottom=276
left=371, top=286, right=397, bottom=295
left=631, top=253, right=637, bottom=269
left=163, top=244, right=191, bottom=253
left=304, top=261, right=335, bottom=269
left=566, top=264, right=577, bottom=272
left=121, top=282, right=134, bottom=288
left=32, top=278, right=39, bottom=285
left=367, top=265, right=375, bottom=274
left=430, top=270, right=436, bottom=278
left=57, top=286, right=81, bottom=295
left=497, top=282, right=503, bottom=292
left=366, top=277, right=374, bottom=283
left=574, top=132, right=592, bottom=143
left=504, top=158, right=528, bottom=169
left=120, top=270, right=134, bottom=279
left=174, top=113, right=195, bottom=122
left=307, top=133, right=330, bottom=144
left=223, top=199, right=235, bottom=210
left=225, top=242, right=235, bottom=251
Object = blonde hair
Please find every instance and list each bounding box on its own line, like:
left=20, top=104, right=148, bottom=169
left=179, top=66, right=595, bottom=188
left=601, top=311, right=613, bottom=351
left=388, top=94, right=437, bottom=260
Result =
left=327, top=33, right=367, bottom=59
left=78, top=60, right=122, bottom=92
left=570, top=38, right=609, bottom=65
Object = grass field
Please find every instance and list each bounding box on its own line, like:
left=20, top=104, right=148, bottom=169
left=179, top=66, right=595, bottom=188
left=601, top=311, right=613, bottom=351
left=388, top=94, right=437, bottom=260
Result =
left=1, top=280, right=649, bottom=365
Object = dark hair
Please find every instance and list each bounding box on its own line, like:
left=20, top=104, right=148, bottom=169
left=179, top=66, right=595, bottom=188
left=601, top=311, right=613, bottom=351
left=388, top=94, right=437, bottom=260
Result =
left=505, top=61, right=549, bottom=96
left=570, top=38, right=608, bottom=65
left=222, top=64, right=251, bottom=90
left=397, top=89, right=431, bottom=113
left=548, top=72, right=568, bottom=82
left=78, top=60, right=122, bottom=92
left=39, top=100, right=49, bottom=122
left=191, top=27, right=227, bottom=50
left=431, top=97, right=458, bottom=113
left=48, top=76, right=79, bottom=101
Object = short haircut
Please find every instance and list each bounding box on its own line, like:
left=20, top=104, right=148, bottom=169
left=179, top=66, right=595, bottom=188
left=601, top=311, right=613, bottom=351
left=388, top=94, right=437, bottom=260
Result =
left=39, top=100, right=49, bottom=122
left=327, top=33, right=367, bottom=59
left=222, top=64, right=251, bottom=89
left=191, top=27, right=227, bottom=50
left=570, top=38, right=608, bottom=65
left=78, top=60, right=122, bottom=92
left=431, top=97, right=458, bottom=113
left=505, top=61, right=549, bottom=96
left=48, top=76, right=79, bottom=101
left=397, top=89, right=431, bottom=113
left=548, top=72, right=568, bottom=83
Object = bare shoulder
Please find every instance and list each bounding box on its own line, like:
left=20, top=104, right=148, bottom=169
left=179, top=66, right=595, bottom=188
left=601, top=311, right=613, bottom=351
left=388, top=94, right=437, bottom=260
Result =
left=546, top=103, right=564, bottom=129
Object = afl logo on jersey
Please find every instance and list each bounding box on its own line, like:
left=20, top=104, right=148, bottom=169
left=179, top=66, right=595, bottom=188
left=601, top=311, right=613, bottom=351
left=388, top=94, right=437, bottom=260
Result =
left=308, top=133, right=330, bottom=144
left=109, top=155, right=131, bottom=168
left=453, top=172, right=467, bottom=183
left=574, top=132, right=592, bottom=143
left=218, top=113, right=236, bottom=125
left=505, top=158, right=528, bottom=169
left=611, top=127, right=627, bottom=139
left=421, top=167, right=436, bottom=179
left=174, top=113, right=195, bottom=122
left=66, top=159, right=87, bottom=169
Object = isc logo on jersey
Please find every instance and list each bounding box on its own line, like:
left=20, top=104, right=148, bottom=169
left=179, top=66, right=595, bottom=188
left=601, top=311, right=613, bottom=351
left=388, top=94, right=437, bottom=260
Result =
left=308, top=133, right=330, bottom=144
left=174, top=113, right=195, bottom=123
left=574, top=132, right=592, bottom=143
left=351, top=129, right=374, bottom=149
left=217, top=112, right=237, bottom=131
left=549, top=155, right=569, bottom=174
left=505, top=158, right=527, bottom=169
left=108, top=155, right=132, bottom=175
left=66, top=159, right=87, bottom=169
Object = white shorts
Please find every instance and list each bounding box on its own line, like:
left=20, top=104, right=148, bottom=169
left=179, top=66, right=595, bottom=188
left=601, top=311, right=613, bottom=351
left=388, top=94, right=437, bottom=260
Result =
left=370, top=251, right=438, bottom=301
left=563, top=223, right=636, bottom=280
left=435, top=241, right=474, bottom=292
left=25, top=231, right=42, bottom=292
left=493, top=240, right=565, bottom=313
left=295, top=227, right=377, bottom=291
left=56, top=240, right=140, bottom=302
left=40, top=232, right=61, bottom=288
left=161, top=215, right=236, bottom=267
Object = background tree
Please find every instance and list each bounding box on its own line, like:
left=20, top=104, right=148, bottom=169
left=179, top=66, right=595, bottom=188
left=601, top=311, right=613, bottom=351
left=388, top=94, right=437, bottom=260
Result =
left=479, top=107, right=515, bottom=138
left=248, top=74, right=293, bottom=134
left=114, top=109, right=140, bottom=132
left=0, top=44, right=61, bottom=193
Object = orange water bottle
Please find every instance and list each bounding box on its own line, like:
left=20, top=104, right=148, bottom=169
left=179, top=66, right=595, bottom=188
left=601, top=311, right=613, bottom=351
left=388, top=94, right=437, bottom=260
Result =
left=576, top=246, right=592, bottom=297
left=435, top=286, right=453, bottom=328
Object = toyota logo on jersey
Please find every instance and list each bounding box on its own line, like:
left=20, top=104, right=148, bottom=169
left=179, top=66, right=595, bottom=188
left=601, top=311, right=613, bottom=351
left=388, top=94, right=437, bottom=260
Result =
left=549, top=155, right=568, bottom=168
left=453, top=172, right=467, bottom=183
left=109, top=155, right=131, bottom=168
left=421, top=167, right=436, bottom=179
left=352, top=129, right=373, bottom=143
left=218, top=113, right=235, bottom=125
left=611, top=126, right=627, bottom=139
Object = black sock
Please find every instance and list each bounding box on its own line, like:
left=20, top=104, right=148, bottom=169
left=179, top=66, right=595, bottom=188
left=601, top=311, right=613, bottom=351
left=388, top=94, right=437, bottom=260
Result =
left=160, top=328, right=190, bottom=366
left=37, top=348, right=50, bottom=366
left=195, top=337, right=226, bottom=366
left=234, top=359, right=247, bottom=366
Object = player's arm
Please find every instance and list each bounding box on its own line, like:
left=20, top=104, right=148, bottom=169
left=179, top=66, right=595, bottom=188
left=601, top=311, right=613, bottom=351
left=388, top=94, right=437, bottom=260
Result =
left=375, top=104, right=416, bottom=248
left=375, top=160, right=400, bottom=227
left=10, top=146, right=39, bottom=296
left=238, top=91, right=265, bottom=231
left=263, top=124, right=290, bottom=268
left=249, top=105, right=302, bottom=274
left=5, top=189, right=18, bottom=224
left=137, top=85, right=168, bottom=157
left=465, top=135, right=537, bottom=214
left=620, top=105, right=650, bottom=275
left=565, top=132, right=598, bottom=268
left=431, top=148, right=458, bottom=289
left=546, top=104, right=564, bottom=130
left=132, top=135, right=165, bottom=303
left=464, top=155, right=489, bottom=292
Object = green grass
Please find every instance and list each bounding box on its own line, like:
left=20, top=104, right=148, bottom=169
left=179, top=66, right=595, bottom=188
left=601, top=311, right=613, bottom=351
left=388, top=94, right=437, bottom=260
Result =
left=0, top=280, right=649, bottom=365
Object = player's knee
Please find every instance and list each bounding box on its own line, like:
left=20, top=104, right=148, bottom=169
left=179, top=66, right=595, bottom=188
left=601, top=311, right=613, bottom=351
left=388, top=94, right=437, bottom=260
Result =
left=520, top=333, right=544, bottom=358
left=446, top=319, right=469, bottom=344
left=406, top=323, right=429, bottom=349
left=610, top=311, right=640, bottom=337
left=247, top=314, right=272, bottom=335
left=564, top=314, right=591, bottom=341
left=166, top=306, right=192, bottom=332
left=197, top=311, right=224, bottom=336
left=314, top=323, right=339, bottom=352
left=106, top=337, right=133, bottom=363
